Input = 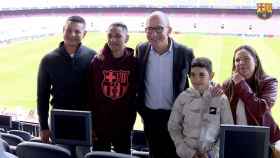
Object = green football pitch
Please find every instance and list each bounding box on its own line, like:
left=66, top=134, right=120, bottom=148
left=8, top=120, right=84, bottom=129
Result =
left=0, top=32, right=280, bottom=129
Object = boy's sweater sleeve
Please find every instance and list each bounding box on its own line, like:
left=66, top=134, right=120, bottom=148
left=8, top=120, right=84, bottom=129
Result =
left=168, top=93, right=196, bottom=158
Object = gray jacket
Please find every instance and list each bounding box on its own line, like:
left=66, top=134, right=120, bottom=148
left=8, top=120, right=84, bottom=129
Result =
left=168, top=88, right=233, bottom=158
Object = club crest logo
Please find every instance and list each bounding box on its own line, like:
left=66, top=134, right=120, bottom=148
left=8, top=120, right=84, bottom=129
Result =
left=256, top=3, right=272, bottom=20
left=102, top=70, right=130, bottom=100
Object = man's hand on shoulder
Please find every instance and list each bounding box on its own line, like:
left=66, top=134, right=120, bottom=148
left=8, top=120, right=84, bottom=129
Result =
left=210, top=82, right=224, bottom=97
left=96, top=52, right=105, bottom=61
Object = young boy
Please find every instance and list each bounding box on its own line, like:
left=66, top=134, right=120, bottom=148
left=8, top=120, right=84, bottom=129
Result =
left=168, top=57, right=233, bottom=158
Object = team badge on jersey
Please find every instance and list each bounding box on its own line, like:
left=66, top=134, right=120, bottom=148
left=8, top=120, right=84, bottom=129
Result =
left=102, top=70, right=130, bottom=100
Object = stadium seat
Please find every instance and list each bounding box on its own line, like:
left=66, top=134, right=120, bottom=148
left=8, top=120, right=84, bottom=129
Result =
left=16, top=142, right=71, bottom=158
left=85, top=151, right=139, bottom=158
left=0, top=128, right=6, bottom=133
left=131, top=150, right=149, bottom=158
left=3, top=152, right=18, bottom=158
left=1, top=139, right=17, bottom=158
left=1, top=133, right=23, bottom=154
left=1, top=139, right=11, bottom=153
left=8, top=130, right=32, bottom=141
left=131, top=130, right=148, bottom=151
left=29, top=137, right=42, bottom=143
left=1, top=133, right=24, bottom=146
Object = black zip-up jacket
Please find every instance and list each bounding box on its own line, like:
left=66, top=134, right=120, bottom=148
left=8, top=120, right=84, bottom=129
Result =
left=37, top=42, right=96, bottom=130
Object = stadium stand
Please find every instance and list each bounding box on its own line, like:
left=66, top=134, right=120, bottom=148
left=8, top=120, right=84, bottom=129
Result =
left=0, top=0, right=279, bottom=44
left=0, top=13, right=279, bottom=45
left=0, top=0, right=279, bottom=10
left=0, top=0, right=280, bottom=43
left=0, top=14, right=279, bottom=44
left=0, top=108, right=37, bottom=123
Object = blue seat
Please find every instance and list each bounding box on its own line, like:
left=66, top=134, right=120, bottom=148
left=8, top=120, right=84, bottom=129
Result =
left=1, top=133, right=24, bottom=146
left=8, top=130, right=32, bottom=141
left=29, top=137, right=42, bottom=143
left=85, top=151, right=139, bottom=158
left=16, top=142, right=71, bottom=158
left=1, top=136, right=17, bottom=158
left=1, top=133, right=24, bottom=155
left=0, top=128, right=7, bottom=133
left=2, top=152, right=18, bottom=158
left=1, top=139, right=11, bottom=153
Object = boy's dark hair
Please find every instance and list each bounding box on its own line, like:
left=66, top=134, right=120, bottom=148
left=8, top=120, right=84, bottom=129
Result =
left=67, top=16, right=86, bottom=25
left=191, top=57, right=212, bottom=74
left=109, top=22, right=128, bottom=32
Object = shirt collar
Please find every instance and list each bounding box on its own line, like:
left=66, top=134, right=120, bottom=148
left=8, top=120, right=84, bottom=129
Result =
left=189, top=87, right=212, bottom=98
left=150, top=39, right=173, bottom=56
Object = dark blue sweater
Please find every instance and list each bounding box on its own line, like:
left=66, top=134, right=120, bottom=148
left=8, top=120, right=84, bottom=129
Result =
left=37, top=42, right=96, bottom=130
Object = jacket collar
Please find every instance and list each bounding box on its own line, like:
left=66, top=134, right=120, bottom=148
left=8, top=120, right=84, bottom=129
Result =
left=100, top=43, right=134, bottom=62
left=58, top=41, right=83, bottom=58
left=188, top=87, right=212, bottom=98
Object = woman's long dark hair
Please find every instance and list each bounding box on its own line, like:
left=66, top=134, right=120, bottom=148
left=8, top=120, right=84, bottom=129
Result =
left=226, top=45, right=266, bottom=100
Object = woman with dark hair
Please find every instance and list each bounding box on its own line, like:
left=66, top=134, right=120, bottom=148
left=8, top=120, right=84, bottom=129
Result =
left=223, top=45, right=280, bottom=147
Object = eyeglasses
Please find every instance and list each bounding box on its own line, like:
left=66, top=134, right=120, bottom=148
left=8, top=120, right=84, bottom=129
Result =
left=145, top=26, right=165, bottom=33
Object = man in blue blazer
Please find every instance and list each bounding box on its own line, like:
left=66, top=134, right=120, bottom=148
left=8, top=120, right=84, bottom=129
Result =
left=136, top=11, right=194, bottom=158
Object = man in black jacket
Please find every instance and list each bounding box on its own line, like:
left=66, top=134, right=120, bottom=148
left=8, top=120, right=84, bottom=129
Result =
left=136, top=11, right=194, bottom=158
left=37, top=16, right=96, bottom=157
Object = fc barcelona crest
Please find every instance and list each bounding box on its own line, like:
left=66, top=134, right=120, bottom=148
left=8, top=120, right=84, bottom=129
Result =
left=256, top=3, right=272, bottom=20
left=102, top=70, right=130, bottom=100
